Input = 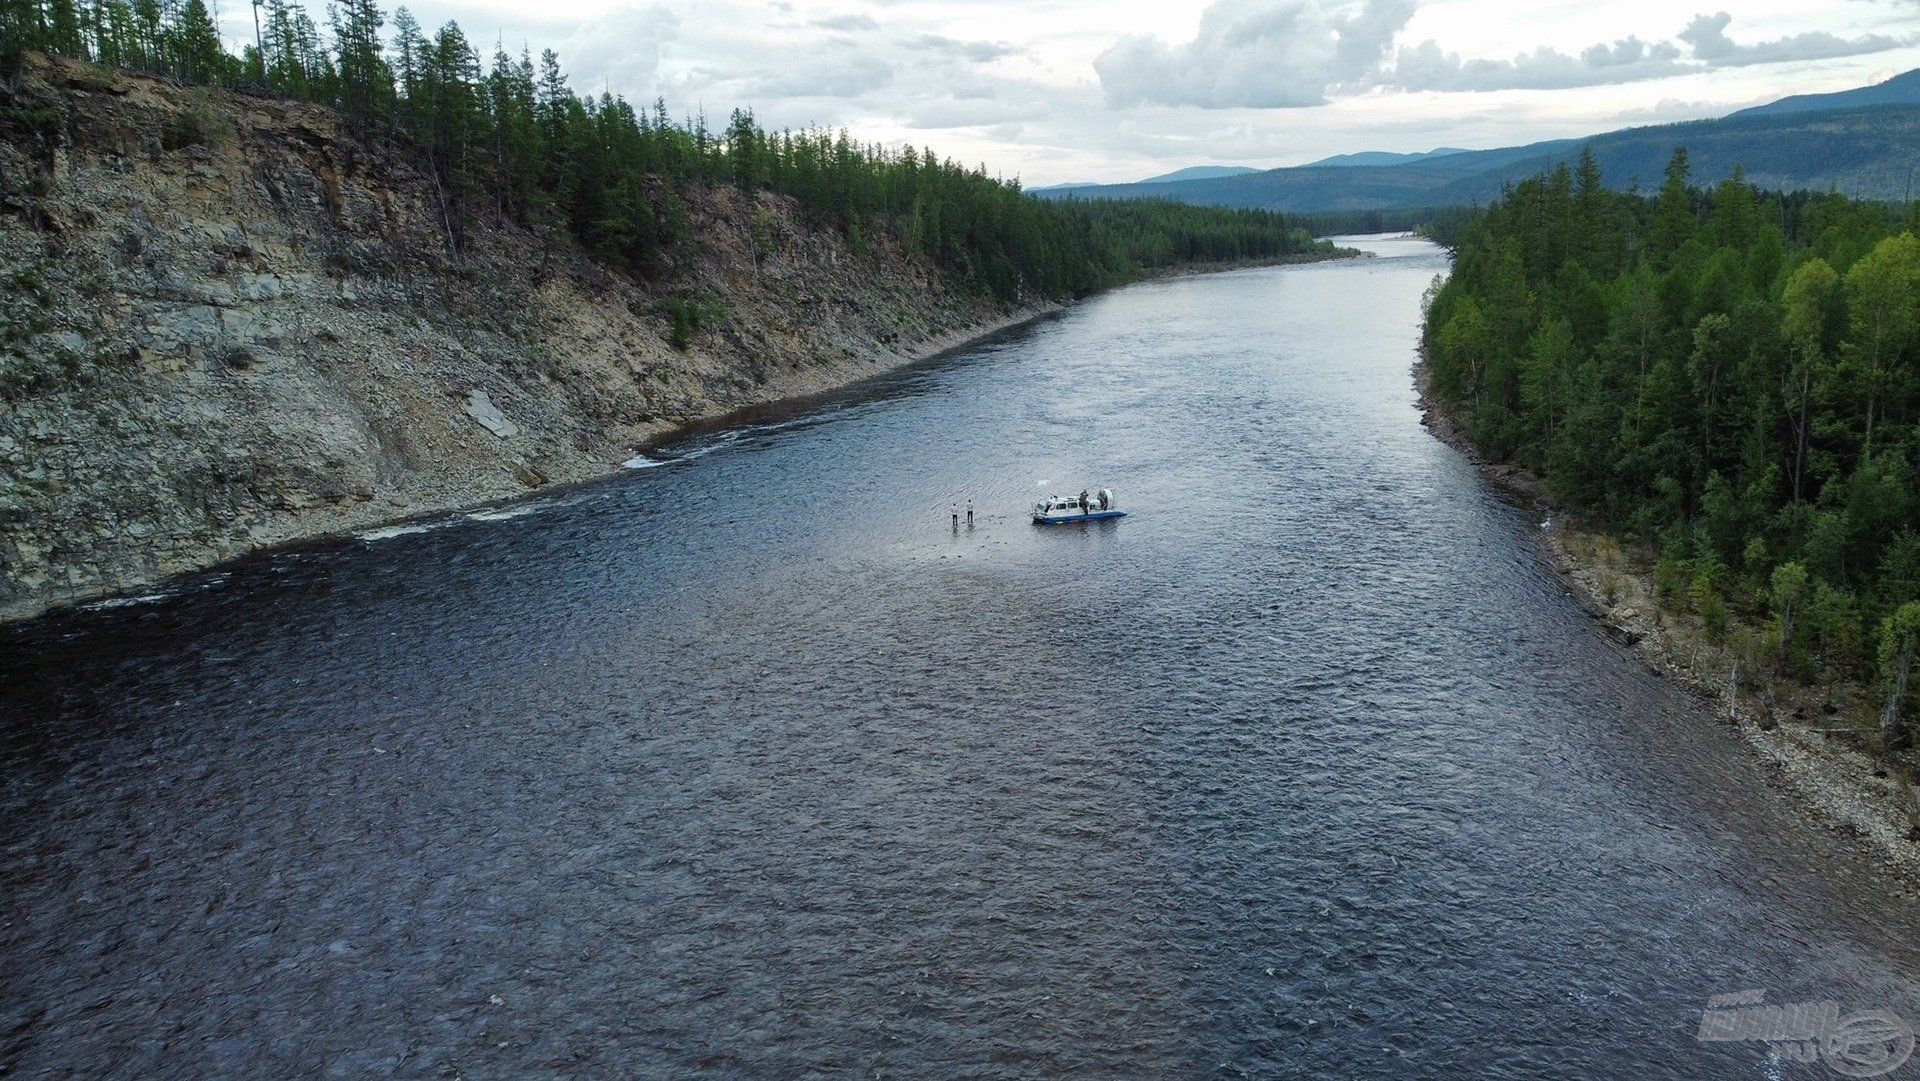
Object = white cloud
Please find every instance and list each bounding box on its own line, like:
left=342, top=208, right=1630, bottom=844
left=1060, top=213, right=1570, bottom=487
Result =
left=1092, top=1, right=1909, bottom=106
left=1678, top=11, right=1900, bottom=67
left=224, top=0, right=1920, bottom=185
left=732, top=48, right=895, bottom=98
left=809, top=13, right=877, bottom=31
left=1388, top=36, right=1689, bottom=92
left=910, top=33, right=1021, bottom=62
left=1094, top=0, right=1415, bottom=107
left=552, top=6, right=678, bottom=92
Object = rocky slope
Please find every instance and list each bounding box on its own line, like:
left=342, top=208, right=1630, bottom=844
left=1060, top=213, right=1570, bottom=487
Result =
left=0, top=54, right=1044, bottom=619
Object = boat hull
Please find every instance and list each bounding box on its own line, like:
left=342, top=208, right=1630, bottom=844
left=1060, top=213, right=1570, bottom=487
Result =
left=1032, top=510, right=1128, bottom=525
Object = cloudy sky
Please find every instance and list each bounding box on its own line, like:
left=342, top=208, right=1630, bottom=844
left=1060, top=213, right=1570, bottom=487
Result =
left=224, top=0, right=1920, bottom=185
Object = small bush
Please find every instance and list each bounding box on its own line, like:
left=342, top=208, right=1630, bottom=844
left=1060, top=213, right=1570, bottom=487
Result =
left=162, top=110, right=205, bottom=151
left=666, top=299, right=696, bottom=350
left=68, top=64, right=117, bottom=93
left=1655, top=552, right=1693, bottom=611
left=1597, top=568, right=1622, bottom=608
left=663, top=293, right=728, bottom=351
left=1692, top=576, right=1729, bottom=641
left=0, top=103, right=65, bottom=145
left=161, top=97, right=232, bottom=151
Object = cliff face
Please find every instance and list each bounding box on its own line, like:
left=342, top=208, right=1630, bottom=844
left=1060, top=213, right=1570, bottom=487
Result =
left=0, top=54, right=1033, bottom=619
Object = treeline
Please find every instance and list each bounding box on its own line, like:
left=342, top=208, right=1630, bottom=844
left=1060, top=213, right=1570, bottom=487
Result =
left=0, top=0, right=1331, bottom=301
left=1289, top=207, right=1430, bottom=237
left=1426, top=147, right=1920, bottom=742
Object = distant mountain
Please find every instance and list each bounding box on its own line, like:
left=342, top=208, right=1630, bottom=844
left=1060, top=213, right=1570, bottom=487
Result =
left=1034, top=139, right=1578, bottom=213
left=1137, top=165, right=1261, bottom=184
left=1735, top=68, right=1920, bottom=117
left=1037, top=92, right=1920, bottom=214
left=1302, top=147, right=1469, bottom=168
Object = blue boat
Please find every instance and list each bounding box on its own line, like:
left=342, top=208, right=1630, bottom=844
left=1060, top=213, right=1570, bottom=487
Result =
left=1033, top=488, right=1126, bottom=525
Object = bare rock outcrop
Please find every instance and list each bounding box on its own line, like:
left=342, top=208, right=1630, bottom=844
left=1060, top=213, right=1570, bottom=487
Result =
left=0, top=55, right=1039, bottom=618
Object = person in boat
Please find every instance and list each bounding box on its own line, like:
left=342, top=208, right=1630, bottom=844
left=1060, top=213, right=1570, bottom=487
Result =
left=1079, top=489, right=1090, bottom=511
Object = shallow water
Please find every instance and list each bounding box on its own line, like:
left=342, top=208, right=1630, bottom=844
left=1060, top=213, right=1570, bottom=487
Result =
left=4, top=236, right=1917, bottom=1078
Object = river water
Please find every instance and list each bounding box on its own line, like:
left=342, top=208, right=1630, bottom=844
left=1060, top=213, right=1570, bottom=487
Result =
left=4, top=235, right=1918, bottom=1078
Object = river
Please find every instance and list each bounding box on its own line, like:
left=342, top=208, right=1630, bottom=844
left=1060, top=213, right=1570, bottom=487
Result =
left=4, top=235, right=1918, bottom=1078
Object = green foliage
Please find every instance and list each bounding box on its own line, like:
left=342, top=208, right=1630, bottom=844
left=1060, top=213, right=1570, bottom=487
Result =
left=1426, top=145, right=1920, bottom=713
left=663, top=293, right=724, bottom=350
left=1880, top=601, right=1920, bottom=744
left=8, top=8, right=1326, bottom=300
left=160, top=94, right=229, bottom=149
left=4, top=0, right=243, bottom=85
left=1692, top=574, right=1729, bottom=641
left=1770, top=561, right=1808, bottom=643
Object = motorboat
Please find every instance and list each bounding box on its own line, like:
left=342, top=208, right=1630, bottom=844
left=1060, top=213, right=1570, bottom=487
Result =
left=1033, top=488, right=1126, bottom=525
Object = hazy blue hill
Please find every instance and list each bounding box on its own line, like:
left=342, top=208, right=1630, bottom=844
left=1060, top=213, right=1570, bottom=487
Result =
left=1422, top=105, right=1920, bottom=206
left=1041, top=163, right=1476, bottom=212
left=1302, top=147, right=1469, bottom=168
left=1137, top=165, right=1262, bottom=183
left=1036, top=102, right=1920, bottom=212
left=1037, top=139, right=1582, bottom=209
left=1735, top=68, right=1920, bottom=117
left=1031, top=165, right=1258, bottom=191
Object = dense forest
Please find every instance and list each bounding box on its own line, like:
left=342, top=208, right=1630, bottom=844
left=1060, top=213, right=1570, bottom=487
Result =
left=0, top=0, right=1328, bottom=301
left=1426, top=148, right=1920, bottom=742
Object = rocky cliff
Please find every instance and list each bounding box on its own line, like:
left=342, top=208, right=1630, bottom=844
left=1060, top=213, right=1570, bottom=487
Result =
left=0, top=54, right=1039, bottom=619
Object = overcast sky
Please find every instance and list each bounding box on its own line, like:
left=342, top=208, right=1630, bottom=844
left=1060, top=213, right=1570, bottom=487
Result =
left=221, top=0, right=1920, bottom=185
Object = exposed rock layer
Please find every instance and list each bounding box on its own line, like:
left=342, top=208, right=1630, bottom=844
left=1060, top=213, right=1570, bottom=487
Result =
left=0, top=55, right=1044, bottom=618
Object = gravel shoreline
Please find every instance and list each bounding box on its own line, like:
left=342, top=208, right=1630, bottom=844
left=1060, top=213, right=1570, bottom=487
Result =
left=5, top=251, right=1362, bottom=625
left=1414, top=357, right=1920, bottom=885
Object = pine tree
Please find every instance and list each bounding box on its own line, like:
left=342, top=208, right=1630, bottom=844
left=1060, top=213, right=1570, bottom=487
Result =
left=389, top=5, right=420, bottom=108
left=1844, top=233, right=1920, bottom=460
left=1, top=0, right=47, bottom=57
left=329, top=0, right=389, bottom=130
left=1650, top=147, right=1695, bottom=265
left=47, top=0, right=86, bottom=57
left=168, top=0, right=228, bottom=84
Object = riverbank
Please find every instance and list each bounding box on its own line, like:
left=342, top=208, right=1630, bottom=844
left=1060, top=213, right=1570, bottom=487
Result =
left=0, top=50, right=1353, bottom=622
left=0, top=289, right=1052, bottom=622
left=1, top=243, right=1356, bottom=623
left=1415, top=359, right=1920, bottom=883
left=1130, top=248, right=1368, bottom=282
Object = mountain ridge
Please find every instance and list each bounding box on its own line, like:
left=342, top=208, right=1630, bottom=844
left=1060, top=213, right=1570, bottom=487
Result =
left=1137, top=165, right=1261, bottom=184
left=1735, top=68, right=1920, bottom=117
left=1036, top=72, right=1920, bottom=214
left=1302, top=147, right=1470, bottom=169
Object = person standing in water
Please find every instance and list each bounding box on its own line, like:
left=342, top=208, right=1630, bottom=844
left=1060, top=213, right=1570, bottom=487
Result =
left=966, top=500, right=974, bottom=528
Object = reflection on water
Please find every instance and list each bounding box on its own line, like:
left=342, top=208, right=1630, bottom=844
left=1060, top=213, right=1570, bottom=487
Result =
left=3, top=236, right=1917, bottom=1078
